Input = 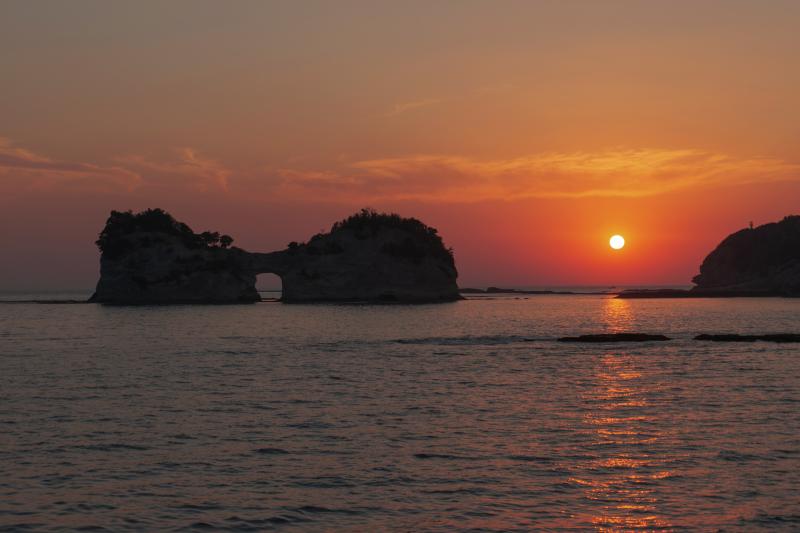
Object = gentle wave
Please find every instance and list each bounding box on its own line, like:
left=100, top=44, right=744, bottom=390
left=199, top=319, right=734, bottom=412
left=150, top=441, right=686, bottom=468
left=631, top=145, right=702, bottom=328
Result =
left=395, top=334, right=541, bottom=345
left=1, top=294, right=798, bottom=530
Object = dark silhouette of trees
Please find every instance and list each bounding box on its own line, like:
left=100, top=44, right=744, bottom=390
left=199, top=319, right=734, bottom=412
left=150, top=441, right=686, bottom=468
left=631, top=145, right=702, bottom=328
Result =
left=95, top=207, right=452, bottom=270
left=199, top=231, right=221, bottom=246
left=96, top=208, right=234, bottom=258
left=278, top=208, right=455, bottom=267
left=330, top=208, right=455, bottom=267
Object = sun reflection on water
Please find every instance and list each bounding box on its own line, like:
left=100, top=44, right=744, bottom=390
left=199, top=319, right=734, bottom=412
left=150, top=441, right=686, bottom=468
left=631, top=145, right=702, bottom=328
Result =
left=573, top=352, right=675, bottom=531
left=601, top=297, right=634, bottom=332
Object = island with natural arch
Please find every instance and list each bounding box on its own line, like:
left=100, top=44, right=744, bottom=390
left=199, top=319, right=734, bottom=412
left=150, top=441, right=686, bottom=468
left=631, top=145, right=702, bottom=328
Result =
left=89, top=209, right=799, bottom=304
left=90, top=208, right=461, bottom=304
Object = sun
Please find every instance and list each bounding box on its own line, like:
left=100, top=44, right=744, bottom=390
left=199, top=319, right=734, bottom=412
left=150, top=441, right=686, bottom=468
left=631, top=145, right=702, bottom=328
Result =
left=609, top=234, right=625, bottom=250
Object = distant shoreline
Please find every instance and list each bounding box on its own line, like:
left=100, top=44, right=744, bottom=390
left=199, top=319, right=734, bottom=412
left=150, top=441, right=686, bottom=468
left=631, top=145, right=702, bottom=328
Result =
left=615, top=288, right=795, bottom=299
left=459, top=287, right=797, bottom=298
left=459, top=287, right=613, bottom=295
left=0, top=299, right=91, bottom=304
left=3, top=287, right=797, bottom=304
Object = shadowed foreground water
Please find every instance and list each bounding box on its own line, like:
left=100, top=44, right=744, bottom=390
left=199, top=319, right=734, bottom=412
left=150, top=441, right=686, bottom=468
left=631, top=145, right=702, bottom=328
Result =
left=1, top=294, right=799, bottom=531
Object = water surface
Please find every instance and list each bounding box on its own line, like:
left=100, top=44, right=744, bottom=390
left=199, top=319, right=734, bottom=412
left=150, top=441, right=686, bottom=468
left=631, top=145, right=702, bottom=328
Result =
left=1, top=294, right=798, bottom=530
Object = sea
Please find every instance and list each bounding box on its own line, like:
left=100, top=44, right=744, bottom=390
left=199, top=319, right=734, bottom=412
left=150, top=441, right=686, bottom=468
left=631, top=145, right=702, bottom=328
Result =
left=1, top=290, right=798, bottom=531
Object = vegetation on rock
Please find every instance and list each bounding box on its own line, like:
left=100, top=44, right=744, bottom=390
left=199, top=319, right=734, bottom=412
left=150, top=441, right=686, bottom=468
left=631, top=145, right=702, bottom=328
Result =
left=330, top=208, right=455, bottom=267
left=96, top=208, right=234, bottom=258
left=92, top=207, right=460, bottom=304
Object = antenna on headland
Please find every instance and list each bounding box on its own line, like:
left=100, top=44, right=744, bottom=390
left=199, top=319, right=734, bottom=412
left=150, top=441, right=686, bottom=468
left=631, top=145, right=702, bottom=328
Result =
left=749, top=221, right=754, bottom=230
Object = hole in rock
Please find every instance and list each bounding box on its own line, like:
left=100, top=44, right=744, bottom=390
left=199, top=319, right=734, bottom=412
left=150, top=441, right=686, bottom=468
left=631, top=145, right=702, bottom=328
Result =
left=256, top=273, right=282, bottom=301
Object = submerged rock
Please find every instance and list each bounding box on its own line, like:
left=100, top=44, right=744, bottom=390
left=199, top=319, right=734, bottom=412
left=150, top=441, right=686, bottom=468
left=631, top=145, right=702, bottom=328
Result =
left=557, top=333, right=670, bottom=342
left=694, top=333, right=800, bottom=343
left=90, top=208, right=460, bottom=304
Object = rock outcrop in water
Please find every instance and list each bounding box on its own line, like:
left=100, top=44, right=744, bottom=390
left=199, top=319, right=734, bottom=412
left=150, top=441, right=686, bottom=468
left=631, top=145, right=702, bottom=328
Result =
left=619, top=215, right=800, bottom=298
left=90, top=209, right=259, bottom=304
left=90, top=208, right=460, bottom=304
left=691, top=216, right=800, bottom=296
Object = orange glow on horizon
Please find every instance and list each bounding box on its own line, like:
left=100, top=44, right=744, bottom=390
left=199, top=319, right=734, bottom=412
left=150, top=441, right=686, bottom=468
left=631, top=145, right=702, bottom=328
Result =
left=1, top=3, right=798, bottom=289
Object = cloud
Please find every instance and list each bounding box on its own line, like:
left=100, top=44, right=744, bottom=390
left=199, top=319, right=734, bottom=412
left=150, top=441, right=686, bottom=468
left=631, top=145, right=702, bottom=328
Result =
left=384, top=98, right=441, bottom=117
left=116, top=148, right=231, bottom=191
left=278, top=148, right=800, bottom=202
left=0, top=137, right=141, bottom=192
left=0, top=139, right=231, bottom=195
left=2, top=138, right=796, bottom=204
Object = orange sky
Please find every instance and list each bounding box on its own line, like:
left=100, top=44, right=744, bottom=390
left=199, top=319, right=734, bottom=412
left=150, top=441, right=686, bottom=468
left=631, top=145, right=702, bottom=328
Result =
left=1, top=1, right=799, bottom=290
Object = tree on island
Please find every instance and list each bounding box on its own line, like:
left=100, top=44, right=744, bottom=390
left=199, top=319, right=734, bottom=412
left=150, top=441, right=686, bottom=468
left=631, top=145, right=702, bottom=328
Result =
left=96, top=208, right=234, bottom=258
left=286, top=208, right=456, bottom=267
left=199, top=231, right=234, bottom=248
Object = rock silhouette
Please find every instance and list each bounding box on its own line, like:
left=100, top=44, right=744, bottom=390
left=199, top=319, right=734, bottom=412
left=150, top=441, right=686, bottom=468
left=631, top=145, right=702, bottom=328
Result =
left=620, top=215, right=800, bottom=298
left=692, top=215, right=800, bottom=296
left=90, top=208, right=460, bottom=304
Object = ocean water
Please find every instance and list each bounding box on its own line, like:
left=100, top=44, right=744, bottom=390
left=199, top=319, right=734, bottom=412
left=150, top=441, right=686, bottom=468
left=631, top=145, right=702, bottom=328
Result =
left=1, top=293, right=799, bottom=531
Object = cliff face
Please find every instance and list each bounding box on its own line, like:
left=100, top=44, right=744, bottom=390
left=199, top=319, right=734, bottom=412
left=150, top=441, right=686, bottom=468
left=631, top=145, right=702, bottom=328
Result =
left=90, top=209, right=260, bottom=303
left=90, top=208, right=460, bottom=304
left=269, top=211, right=459, bottom=303
left=692, top=215, right=800, bottom=295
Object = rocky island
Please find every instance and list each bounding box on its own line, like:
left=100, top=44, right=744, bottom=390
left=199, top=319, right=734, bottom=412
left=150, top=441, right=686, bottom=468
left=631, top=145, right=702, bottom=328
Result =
left=692, top=215, right=800, bottom=295
left=90, top=208, right=460, bottom=304
left=620, top=215, right=800, bottom=298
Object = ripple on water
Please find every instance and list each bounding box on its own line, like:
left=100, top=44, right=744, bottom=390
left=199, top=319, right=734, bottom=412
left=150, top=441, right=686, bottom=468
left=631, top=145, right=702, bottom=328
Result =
left=0, top=295, right=799, bottom=530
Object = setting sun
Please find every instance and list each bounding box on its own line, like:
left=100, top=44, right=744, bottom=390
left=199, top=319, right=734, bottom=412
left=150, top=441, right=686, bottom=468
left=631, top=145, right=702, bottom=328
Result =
left=3, top=3, right=800, bottom=532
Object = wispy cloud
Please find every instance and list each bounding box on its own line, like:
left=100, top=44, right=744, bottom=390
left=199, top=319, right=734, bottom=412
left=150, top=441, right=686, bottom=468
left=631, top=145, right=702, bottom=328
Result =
left=116, top=148, right=232, bottom=191
left=0, top=138, right=231, bottom=195
left=278, top=148, right=800, bottom=202
left=384, top=98, right=441, bottom=117
left=2, top=138, right=796, bottom=203
left=0, top=138, right=141, bottom=192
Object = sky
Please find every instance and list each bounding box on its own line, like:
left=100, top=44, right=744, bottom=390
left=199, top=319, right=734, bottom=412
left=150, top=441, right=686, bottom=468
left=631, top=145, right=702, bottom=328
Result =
left=1, top=1, right=799, bottom=290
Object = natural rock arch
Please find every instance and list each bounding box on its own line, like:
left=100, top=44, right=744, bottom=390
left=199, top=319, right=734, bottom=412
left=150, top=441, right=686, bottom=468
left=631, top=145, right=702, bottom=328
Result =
left=90, top=208, right=461, bottom=304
